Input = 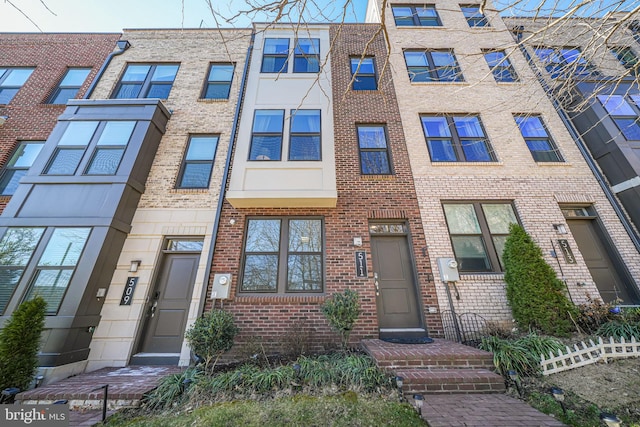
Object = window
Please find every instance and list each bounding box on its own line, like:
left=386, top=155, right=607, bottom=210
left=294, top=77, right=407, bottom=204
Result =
left=0, top=228, right=44, bottom=314
left=112, top=64, right=179, bottom=99
left=514, top=115, right=563, bottom=162
left=293, top=39, right=320, bottom=73
left=240, top=218, right=323, bottom=293
left=350, top=57, right=377, bottom=90
left=391, top=5, right=441, bottom=26
left=45, top=120, right=135, bottom=175
left=442, top=202, right=517, bottom=272
left=534, top=47, right=597, bottom=79
left=261, top=38, right=290, bottom=73
left=289, top=110, right=321, bottom=160
left=483, top=50, right=518, bottom=82
left=404, top=50, right=463, bottom=82
left=357, top=125, right=392, bottom=174
left=421, top=115, right=495, bottom=162
left=24, top=228, right=90, bottom=315
left=611, top=47, right=638, bottom=74
left=0, top=68, right=34, bottom=104
left=176, top=135, right=219, bottom=188
left=249, top=110, right=284, bottom=161
left=461, top=5, right=489, bottom=27
left=598, top=95, right=640, bottom=140
left=202, top=63, right=234, bottom=99
left=47, top=68, right=91, bottom=104
left=85, top=121, right=135, bottom=175
left=0, top=141, right=44, bottom=196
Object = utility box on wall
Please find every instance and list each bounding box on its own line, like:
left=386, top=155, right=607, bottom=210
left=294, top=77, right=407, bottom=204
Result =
left=437, top=258, right=460, bottom=283
left=211, top=273, right=232, bottom=299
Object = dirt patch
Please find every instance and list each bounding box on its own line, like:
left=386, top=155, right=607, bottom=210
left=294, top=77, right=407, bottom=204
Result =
left=542, top=357, right=640, bottom=408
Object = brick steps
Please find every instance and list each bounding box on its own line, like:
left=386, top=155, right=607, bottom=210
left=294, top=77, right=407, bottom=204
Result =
left=395, top=368, right=505, bottom=394
left=361, top=338, right=505, bottom=396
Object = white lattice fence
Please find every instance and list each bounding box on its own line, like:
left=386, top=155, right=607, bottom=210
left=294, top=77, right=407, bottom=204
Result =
left=540, top=336, right=640, bottom=376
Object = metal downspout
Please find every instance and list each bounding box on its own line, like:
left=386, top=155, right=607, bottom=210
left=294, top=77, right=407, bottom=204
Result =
left=197, top=31, right=256, bottom=316
left=83, top=39, right=131, bottom=99
left=513, top=29, right=640, bottom=253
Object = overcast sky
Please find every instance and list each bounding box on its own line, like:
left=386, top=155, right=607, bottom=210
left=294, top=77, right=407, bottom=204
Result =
left=0, top=0, right=367, bottom=33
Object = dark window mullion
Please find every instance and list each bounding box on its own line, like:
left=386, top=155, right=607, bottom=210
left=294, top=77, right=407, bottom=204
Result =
left=447, top=116, right=465, bottom=161
left=279, top=221, right=290, bottom=294
left=474, top=203, right=500, bottom=271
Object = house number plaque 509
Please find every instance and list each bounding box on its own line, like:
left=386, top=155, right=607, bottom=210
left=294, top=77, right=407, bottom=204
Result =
left=120, top=277, right=138, bottom=305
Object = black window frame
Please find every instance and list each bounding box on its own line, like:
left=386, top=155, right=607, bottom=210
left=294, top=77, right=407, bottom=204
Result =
left=293, top=38, right=320, bottom=73
left=0, top=67, right=35, bottom=105
left=261, top=38, right=290, bottom=73
left=248, top=109, right=285, bottom=161
left=288, top=109, right=321, bottom=161
left=514, top=114, right=564, bottom=162
left=357, top=124, right=393, bottom=175
left=46, top=67, right=92, bottom=104
left=460, top=5, right=489, bottom=27
left=350, top=56, right=378, bottom=90
left=597, top=94, right=640, bottom=141
left=391, top=4, right=442, bottom=27
left=176, top=134, right=220, bottom=189
left=533, top=47, right=598, bottom=79
left=611, top=46, right=639, bottom=75
left=239, top=217, right=324, bottom=294
left=0, top=141, right=45, bottom=196
left=403, top=49, right=464, bottom=82
left=44, top=120, right=136, bottom=176
left=111, top=63, right=179, bottom=99
left=483, top=50, right=518, bottom=82
left=442, top=201, right=519, bottom=273
left=201, top=63, right=235, bottom=100
left=420, top=114, right=496, bottom=162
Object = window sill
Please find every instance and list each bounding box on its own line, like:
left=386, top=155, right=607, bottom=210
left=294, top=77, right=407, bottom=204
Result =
left=459, top=273, right=505, bottom=281
left=197, top=98, right=230, bottom=103
left=430, top=161, right=503, bottom=166
left=359, top=174, right=396, bottom=180
left=234, top=294, right=326, bottom=304
left=410, top=81, right=467, bottom=85
left=535, top=161, right=570, bottom=166
left=170, top=188, right=211, bottom=194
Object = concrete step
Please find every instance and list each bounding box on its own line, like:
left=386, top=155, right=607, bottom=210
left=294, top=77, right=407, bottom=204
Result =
left=396, top=368, right=506, bottom=394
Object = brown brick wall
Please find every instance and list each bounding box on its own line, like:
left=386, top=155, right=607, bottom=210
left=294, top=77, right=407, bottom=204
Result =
left=208, top=24, right=442, bottom=357
left=0, top=33, right=121, bottom=212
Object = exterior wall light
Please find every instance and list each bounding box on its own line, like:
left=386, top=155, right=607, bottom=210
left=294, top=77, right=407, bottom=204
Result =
left=129, top=259, right=142, bottom=272
left=600, top=412, right=622, bottom=427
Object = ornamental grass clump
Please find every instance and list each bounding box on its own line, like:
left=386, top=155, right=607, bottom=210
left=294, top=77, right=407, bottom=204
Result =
left=503, top=224, right=578, bottom=337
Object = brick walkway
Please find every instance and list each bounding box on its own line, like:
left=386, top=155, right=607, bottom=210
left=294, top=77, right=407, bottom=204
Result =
left=418, top=394, right=567, bottom=426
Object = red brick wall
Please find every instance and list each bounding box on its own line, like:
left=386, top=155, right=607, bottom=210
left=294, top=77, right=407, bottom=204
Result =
left=207, top=24, right=443, bottom=357
left=0, top=33, right=121, bottom=211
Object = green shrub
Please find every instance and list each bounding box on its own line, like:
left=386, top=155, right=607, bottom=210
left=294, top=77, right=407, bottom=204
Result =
left=503, top=224, right=577, bottom=336
left=321, top=289, right=360, bottom=349
left=185, top=309, right=238, bottom=371
left=516, top=332, right=564, bottom=360
left=0, top=296, right=47, bottom=391
left=596, top=320, right=640, bottom=340
left=143, top=368, right=202, bottom=410
left=480, top=332, right=563, bottom=377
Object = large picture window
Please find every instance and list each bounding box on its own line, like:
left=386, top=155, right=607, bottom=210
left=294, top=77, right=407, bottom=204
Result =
left=241, top=218, right=323, bottom=293
left=0, top=228, right=44, bottom=314
left=421, top=115, right=495, bottom=162
left=534, top=47, right=597, bottom=79
left=442, top=202, right=517, bottom=272
left=112, top=64, right=179, bottom=99
left=24, top=228, right=90, bottom=315
left=597, top=95, right=640, bottom=140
